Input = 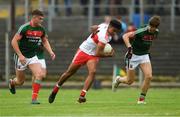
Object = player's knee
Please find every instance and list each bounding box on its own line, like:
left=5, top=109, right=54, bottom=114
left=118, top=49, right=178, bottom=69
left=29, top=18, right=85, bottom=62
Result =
left=148, top=76, right=153, bottom=81
left=42, top=72, right=46, bottom=78
left=89, top=69, right=96, bottom=76
left=34, top=72, right=44, bottom=79
left=145, top=74, right=153, bottom=80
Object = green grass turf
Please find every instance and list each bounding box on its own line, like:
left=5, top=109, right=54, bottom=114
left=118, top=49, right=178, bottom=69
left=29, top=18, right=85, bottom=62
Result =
left=0, top=88, right=180, bottom=116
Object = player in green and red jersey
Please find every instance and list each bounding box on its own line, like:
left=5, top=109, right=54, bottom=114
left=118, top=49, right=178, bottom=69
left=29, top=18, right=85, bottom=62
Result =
left=112, top=16, right=161, bottom=104
left=9, top=9, right=55, bottom=104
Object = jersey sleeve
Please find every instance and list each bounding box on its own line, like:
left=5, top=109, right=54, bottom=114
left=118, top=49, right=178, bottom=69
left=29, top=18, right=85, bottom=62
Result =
left=16, top=24, right=26, bottom=36
left=98, top=34, right=108, bottom=44
left=134, top=26, right=148, bottom=35
left=97, top=23, right=109, bottom=44
left=41, top=27, right=48, bottom=38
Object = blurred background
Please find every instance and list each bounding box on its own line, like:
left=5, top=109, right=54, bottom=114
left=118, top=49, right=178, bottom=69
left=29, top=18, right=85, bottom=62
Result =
left=0, top=0, right=180, bottom=88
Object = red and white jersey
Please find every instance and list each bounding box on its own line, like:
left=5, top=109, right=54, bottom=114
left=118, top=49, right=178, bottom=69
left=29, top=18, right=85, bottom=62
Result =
left=79, top=23, right=112, bottom=55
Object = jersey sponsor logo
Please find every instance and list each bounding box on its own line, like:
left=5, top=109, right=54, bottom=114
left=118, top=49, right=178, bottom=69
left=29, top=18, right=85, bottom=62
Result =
left=28, top=38, right=41, bottom=43
left=26, top=30, right=43, bottom=37
left=142, top=35, right=155, bottom=41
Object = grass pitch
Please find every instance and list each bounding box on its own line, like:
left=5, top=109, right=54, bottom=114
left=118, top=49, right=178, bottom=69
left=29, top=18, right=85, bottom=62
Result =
left=0, top=88, right=180, bottom=116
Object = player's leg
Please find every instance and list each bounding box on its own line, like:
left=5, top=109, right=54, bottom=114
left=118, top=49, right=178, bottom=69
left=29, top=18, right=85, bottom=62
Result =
left=118, top=69, right=136, bottom=85
left=9, top=54, right=26, bottom=94
left=31, top=59, right=46, bottom=96
left=9, top=70, right=25, bottom=94
left=112, top=56, right=137, bottom=91
left=49, top=50, right=87, bottom=103
left=39, top=59, right=47, bottom=78
left=31, top=67, right=46, bottom=96
left=48, top=63, right=81, bottom=103
left=137, top=62, right=152, bottom=104
left=57, top=63, right=81, bottom=86
left=32, top=59, right=47, bottom=83
left=112, top=69, right=136, bottom=92
left=32, top=72, right=46, bottom=84
left=78, top=59, right=98, bottom=103
left=41, top=68, right=47, bottom=78
left=29, top=63, right=43, bottom=104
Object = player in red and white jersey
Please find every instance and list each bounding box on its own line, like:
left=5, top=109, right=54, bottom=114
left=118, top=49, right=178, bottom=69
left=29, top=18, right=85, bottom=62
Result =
left=48, top=19, right=121, bottom=104
left=79, top=23, right=110, bottom=56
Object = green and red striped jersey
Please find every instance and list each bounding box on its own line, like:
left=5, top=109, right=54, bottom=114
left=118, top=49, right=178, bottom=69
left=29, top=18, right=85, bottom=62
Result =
left=16, top=22, right=47, bottom=58
left=131, top=25, right=159, bottom=55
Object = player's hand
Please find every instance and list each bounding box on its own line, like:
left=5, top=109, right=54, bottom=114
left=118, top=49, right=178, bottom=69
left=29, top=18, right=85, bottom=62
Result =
left=106, top=48, right=115, bottom=57
left=50, top=52, right=56, bottom=60
left=125, top=47, right=133, bottom=59
left=110, top=48, right=115, bottom=56
left=19, top=55, right=26, bottom=65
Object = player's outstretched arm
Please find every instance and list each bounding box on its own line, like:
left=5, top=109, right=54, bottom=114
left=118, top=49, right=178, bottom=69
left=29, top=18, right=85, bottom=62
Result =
left=42, top=37, right=56, bottom=60
left=122, top=31, right=135, bottom=48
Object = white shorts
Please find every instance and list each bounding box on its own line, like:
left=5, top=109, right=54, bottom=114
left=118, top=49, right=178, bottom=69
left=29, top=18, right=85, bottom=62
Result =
left=38, top=59, right=46, bottom=69
left=14, top=55, right=40, bottom=71
left=127, top=54, right=150, bottom=70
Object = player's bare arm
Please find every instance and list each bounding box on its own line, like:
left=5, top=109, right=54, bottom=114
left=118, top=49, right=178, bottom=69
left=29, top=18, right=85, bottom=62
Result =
left=90, top=25, right=99, bottom=38
left=90, top=25, right=99, bottom=33
left=42, top=37, right=56, bottom=60
left=123, top=31, right=135, bottom=48
left=11, top=34, right=26, bottom=65
left=95, top=42, right=114, bottom=57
